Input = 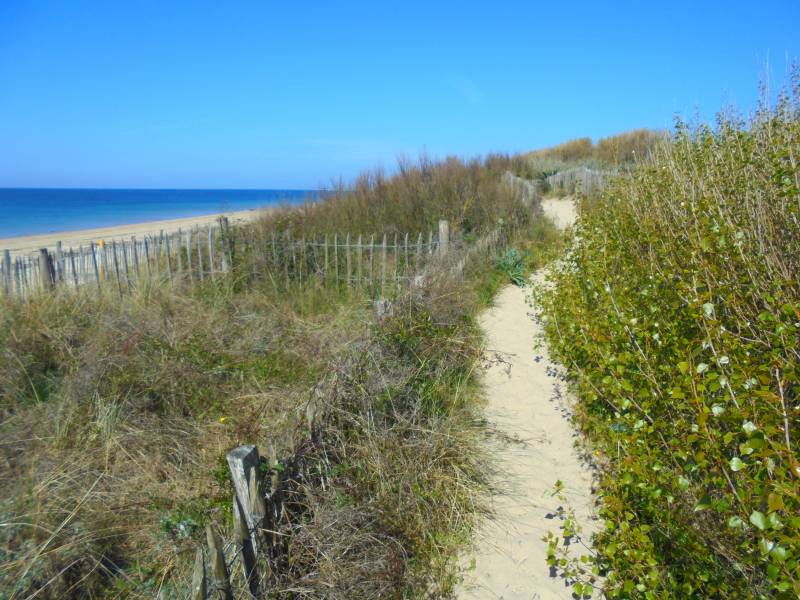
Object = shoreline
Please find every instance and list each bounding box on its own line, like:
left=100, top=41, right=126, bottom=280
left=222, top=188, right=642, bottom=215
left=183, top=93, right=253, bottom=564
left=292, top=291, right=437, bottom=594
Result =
left=0, top=208, right=266, bottom=257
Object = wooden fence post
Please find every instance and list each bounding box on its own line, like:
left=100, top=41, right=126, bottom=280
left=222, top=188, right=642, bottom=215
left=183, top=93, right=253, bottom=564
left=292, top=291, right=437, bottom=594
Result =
left=111, top=241, right=122, bottom=296
left=55, top=241, right=64, bottom=284
left=165, top=233, right=174, bottom=280
left=69, top=248, right=78, bottom=288
left=206, top=525, right=233, bottom=600
left=190, top=548, right=207, bottom=600
left=356, top=234, right=363, bottom=291
left=381, top=234, right=387, bottom=296
left=38, top=249, right=55, bottom=292
left=335, top=233, right=341, bottom=285
left=90, top=243, right=101, bottom=293
left=345, top=233, right=351, bottom=289
left=186, top=231, right=194, bottom=282
left=208, top=225, right=216, bottom=280
left=197, top=229, right=204, bottom=282
left=176, top=230, right=183, bottom=280
left=323, top=234, right=328, bottom=284
left=121, top=240, right=132, bottom=293
left=233, top=495, right=260, bottom=597
left=2, top=249, right=10, bottom=296
left=369, top=235, right=375, bottom=293
left=226, top=446, right=262, bottom=552
left=438, top=220, right=449, bottom=255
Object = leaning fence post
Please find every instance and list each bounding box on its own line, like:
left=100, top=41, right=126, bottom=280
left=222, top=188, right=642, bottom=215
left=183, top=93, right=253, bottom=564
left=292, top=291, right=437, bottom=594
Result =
left=232, top=495, right=260, bottom=597
left=206, top=525, right=233, bottom=600
left=2, top=249, right=10, bottom=296
left=111, top=240, right=122, bottom=296
left=190, top=547, right=207, bottom=600
left=207, top=225, right=216, bottom=280
left=121, top=240, right=132, bottom=293
left=90, top=243, right=101, bottom=293
left=38, top=248, right=55, bottom=292
left=226, top=446, right=262, bottom=552
left=55, top=241, right=64, bottom=284
left=438, top=220, right=449, bottom=255
left=69, top=248, right=78, bottom=289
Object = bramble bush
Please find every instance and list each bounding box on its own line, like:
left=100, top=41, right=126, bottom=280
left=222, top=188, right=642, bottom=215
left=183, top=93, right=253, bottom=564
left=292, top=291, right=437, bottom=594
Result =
left=543, top=75, right=800, bottom=598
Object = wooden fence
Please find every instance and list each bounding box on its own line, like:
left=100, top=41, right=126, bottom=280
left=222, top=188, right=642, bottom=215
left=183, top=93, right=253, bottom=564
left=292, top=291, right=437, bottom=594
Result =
left=180, top=218, right=512, bottom=599
left=546, top=166, right=608, bottom=195
left=0, top=218, right=456, bottom=302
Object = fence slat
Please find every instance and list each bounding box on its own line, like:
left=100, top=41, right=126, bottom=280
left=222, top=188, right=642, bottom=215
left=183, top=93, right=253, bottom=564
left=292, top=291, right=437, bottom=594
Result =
left=381, top=234, right=387, bottom=296
left=345, top=233, right=351, bottom=288
left=190, top=548, right=206, bottom=600
left=121, top=240, right=132, bottom=293
left=233, top=495, right=260, bottom=596
left=206, top=525, right=233, bottom=600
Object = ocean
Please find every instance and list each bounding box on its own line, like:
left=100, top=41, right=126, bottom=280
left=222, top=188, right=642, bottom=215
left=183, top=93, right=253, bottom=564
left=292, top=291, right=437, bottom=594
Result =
left=0, top=188, right=318, bottom=238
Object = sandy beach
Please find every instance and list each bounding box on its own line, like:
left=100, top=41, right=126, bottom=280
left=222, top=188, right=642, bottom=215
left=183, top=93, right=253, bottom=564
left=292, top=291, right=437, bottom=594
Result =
left=0, top=208, right=264, bottom=257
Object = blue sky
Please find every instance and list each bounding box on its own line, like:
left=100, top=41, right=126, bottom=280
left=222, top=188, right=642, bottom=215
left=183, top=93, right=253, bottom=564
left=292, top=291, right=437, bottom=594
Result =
left=0, top=1, right=797, bottom=189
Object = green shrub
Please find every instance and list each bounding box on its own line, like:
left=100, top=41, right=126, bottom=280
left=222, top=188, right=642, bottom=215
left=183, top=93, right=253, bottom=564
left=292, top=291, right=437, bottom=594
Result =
left=543, top=76, right=800, bottom=598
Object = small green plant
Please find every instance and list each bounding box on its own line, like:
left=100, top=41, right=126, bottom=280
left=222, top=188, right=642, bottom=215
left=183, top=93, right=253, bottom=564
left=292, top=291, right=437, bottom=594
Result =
left=496, top=248, right=527, bottom=286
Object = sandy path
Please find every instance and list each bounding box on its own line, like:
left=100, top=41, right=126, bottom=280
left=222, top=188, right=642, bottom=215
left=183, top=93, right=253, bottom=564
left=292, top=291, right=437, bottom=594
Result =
left=457, top=197, right=596, bottom=599
left=0, top=209, right=263, bottom=258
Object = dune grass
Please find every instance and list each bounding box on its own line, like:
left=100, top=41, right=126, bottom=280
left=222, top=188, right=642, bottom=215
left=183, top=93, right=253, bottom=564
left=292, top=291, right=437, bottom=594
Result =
left=0, top=154, right=560, bottom=598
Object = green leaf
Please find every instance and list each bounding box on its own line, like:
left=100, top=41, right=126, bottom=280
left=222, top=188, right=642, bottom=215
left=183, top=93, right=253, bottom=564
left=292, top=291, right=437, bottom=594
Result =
left=729, top=457, right=745, bottom=472
left=727, top=515, right=744, bottom=529
left=750, top=510, right=767, bottom=531
left=694, top=494, right=712, bottom=511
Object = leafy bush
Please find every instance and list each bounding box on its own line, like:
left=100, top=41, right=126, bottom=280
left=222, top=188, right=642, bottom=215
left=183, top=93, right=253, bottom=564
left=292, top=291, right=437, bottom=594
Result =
left=543, top=76, right=800, bottom=598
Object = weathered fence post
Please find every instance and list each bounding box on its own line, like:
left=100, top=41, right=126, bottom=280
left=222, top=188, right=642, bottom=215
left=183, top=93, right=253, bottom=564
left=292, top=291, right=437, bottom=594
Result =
left=186, top=231, right=194, bottom=282
left=132, top=237, right=141, bottom=280
left=165, top=233, right=174, bottom=280
left=206, top=525, right=233, bottom=600
left=176, top=230, right=184, bottom=280
left=345, top=233, right=351, bottom=289
left=381, top=234, right=387, bottom=296
left=121, top=240, right=132, bottom=293
left=334, top=233, right=339, bottom=285
left=2, top=249, right=10, bottom=296
left=356, top=234, right=363, bottom=291
left=323, top=234, right=329, bottom=284
left=233, top=495, right=260, bottom=597
left=197, top=229, right=204, bottom=282
left=90, top=243, right=101, bottom=293
left=226, top=445, right=262, bottom=551
left=438, top=219, right=449, bottom=255
left=55, top=241, right=64, bottom=284
left=190, top=548, right=207, bottom=600
left=111, top=240, right=122, bottom=296
left=69, top=248, right=78, bottom=289
left=38, top=248, right=55, bottom=292
left=208, top=225, right=216, bottom=280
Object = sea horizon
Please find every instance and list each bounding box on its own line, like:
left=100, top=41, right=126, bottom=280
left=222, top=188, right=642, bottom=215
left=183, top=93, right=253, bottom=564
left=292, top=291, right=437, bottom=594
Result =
left=0, top=187, right=320, bottom=238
